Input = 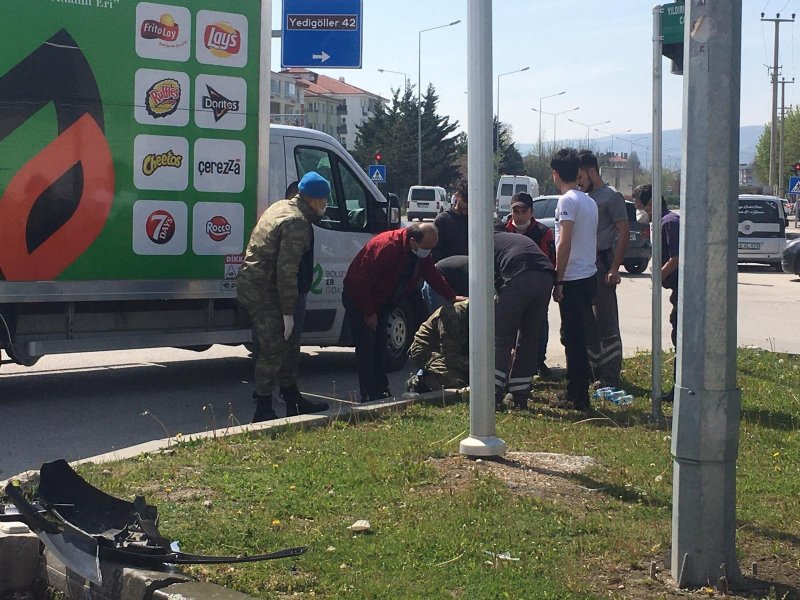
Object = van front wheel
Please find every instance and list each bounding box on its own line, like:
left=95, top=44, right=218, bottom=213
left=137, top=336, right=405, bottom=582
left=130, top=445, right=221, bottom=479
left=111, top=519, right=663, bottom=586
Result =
left=383, top=302, right=412, bottom=372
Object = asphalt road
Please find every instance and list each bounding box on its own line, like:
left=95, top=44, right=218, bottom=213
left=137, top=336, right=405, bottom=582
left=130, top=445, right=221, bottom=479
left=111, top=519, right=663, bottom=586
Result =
left=1, top=265, right=798, bottom=480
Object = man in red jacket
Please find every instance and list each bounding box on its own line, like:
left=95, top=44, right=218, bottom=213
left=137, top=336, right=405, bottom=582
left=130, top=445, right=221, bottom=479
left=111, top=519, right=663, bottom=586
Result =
left=343, top=223, right=461, bottom=402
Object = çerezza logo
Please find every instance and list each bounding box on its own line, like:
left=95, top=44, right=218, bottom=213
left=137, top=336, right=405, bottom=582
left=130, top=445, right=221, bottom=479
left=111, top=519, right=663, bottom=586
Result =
left=145, top=210, right=176, bottom=244
left=141, top=150, right=183, bottom=176
left=203, top=85, right=240, bottom=121
left=141, top=14, right=180, bottom=42
left=204, top=22, right=241, bottom=58
left=146, top=78, right=181, bottom=118
left=206, top=215, right=232, bottom=241
left=197, top=158, right=241, bottom=176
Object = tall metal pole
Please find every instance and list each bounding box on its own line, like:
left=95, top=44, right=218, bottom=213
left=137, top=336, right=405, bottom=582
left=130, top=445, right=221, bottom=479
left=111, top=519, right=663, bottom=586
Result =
left=651, top=6, right=664, bottom=418
left=460, top=0, right=505, bottom=458
left=495, top=67, right=529, bottom=177
left=671, top=0, right=742, bottom=588
left=761, top=14, right=795, bottom=195
left=778, top=77, right=794, bottom=197
left=537, top=91, right=565, bottom=156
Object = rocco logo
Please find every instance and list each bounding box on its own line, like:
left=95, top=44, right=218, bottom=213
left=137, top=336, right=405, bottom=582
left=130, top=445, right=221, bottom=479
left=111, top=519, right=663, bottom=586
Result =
left=146, top=78, right=181, bottom=118
left=204, top=22, right=241, bottom=58
left=206, top=215, right=231, bottom=241
left=141, top=14, right=180, bottom=42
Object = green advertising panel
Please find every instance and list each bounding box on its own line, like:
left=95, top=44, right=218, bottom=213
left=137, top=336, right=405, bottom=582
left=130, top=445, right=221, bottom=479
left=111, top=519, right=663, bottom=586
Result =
left=0, top=0, right=260, bottom=283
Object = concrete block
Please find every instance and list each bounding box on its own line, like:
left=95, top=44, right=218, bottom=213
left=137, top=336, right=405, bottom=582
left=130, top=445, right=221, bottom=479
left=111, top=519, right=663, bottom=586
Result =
left=42, top=547, right=191, bottom=600
left=0, top=521, right=40, bottom=594
left=153, top=581, right=258, bottom=600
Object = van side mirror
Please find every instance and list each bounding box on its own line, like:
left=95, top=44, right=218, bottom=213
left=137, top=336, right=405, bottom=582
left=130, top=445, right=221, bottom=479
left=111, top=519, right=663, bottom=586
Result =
left=387, top=193, right=401, bottom=226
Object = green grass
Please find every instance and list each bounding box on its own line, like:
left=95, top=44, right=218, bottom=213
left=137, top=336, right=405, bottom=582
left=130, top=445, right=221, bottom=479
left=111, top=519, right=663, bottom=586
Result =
left=74, top=349, right=800, bottom=599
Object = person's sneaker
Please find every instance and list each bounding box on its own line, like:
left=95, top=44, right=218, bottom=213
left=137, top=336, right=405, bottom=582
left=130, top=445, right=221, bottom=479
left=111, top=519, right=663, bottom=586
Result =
left=252, top=392, right=277, bottom=422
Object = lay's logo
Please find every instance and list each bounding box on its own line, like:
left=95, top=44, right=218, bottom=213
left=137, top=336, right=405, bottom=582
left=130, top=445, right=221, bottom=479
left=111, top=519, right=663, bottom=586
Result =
left=204, top=22, right=241, bottom=58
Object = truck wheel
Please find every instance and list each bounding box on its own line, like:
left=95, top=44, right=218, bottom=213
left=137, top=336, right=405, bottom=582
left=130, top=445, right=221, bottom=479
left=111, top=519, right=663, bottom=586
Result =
left=383, top=303, right=412, bottom=372
left=623, top=259, right=649, bottom=274
left=773, top=262, right=784, bottom=272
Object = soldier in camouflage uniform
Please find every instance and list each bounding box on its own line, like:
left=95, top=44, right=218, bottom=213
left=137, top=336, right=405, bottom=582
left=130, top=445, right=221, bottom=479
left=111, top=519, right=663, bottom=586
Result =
left=407, top=299, right=470, bottom=392
left=238, top=172, right=331, bottom=422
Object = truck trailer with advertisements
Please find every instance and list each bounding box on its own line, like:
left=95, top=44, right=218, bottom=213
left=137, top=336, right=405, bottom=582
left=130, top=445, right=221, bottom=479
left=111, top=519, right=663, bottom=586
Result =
left=0, top=0, right=410, bottom=371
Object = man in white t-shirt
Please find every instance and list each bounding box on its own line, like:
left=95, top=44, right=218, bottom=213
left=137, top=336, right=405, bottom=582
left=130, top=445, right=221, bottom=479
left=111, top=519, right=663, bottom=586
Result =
left=550, top=148, right=599, bottom=411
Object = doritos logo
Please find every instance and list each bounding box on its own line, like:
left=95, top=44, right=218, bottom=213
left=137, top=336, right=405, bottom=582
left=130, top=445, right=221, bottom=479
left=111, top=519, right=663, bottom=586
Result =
left=206, top=215, right=231, bottom=241
left=204, top=22, right=241, bottom=58
left=145, top=210, right=176, bottom=244
left=0, top=29, right=114, bottom=282
left=141, top=14, right=180, bottom=42
left=146, top=78, right=181, bottom=118
left=203, top=85, right=240, bottom=121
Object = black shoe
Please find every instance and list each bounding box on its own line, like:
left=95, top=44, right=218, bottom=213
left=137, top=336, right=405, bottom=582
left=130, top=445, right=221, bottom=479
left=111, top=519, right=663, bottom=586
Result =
left=661, top=388, right=674, bottom=404
left=537, top=362, right=552, bottom=378
left=549, top=391, right=591, bottom=413
left=406, top=373, right=431, bottom=394
left=365, top=390, right=392, bottom=402
left=280, top=385, right=329, bottom=416
left=252, top=392, right=277, bottom=422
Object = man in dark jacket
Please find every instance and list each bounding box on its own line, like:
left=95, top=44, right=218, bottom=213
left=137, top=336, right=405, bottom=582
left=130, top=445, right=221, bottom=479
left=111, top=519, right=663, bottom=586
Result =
left=432, top=181, right=469, bottom=262
left=238, top=172, right=331, bottom=422
left=343, top=223, right=460, bottom=401
left=493, top=232, right=556, bottom=409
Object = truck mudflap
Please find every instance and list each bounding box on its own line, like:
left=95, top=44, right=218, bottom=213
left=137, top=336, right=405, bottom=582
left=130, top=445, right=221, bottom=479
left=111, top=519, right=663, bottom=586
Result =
left=4, top=460, right=306, bottom=584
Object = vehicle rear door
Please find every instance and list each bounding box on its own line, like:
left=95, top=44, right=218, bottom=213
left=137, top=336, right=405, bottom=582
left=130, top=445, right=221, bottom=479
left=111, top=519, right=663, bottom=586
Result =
left=738, top=197, right=785, bottom=257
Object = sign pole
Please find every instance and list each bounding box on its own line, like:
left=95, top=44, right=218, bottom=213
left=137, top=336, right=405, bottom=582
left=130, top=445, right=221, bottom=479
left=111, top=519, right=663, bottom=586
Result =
left=460, top=0, right=505, bottom=458
left=651, top=6, right=664, bottom=420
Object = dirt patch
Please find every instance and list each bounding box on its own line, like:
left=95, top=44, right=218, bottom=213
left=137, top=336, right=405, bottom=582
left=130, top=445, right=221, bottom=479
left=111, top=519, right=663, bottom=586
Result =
left=426, top=451, right=598, bottom=501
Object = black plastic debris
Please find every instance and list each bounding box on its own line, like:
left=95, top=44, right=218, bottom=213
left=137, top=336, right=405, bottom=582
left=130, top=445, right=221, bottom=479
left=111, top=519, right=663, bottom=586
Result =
left=4, top=459, right=306, bottom=584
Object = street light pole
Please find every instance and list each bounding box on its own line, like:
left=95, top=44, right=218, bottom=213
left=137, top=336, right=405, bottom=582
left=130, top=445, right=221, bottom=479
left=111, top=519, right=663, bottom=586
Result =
left=378, top=68, right=408, bottom=91
left=594, top=127, right=632, bottom=154
left=495, top=66, right=530, bottom=169
left=532, top=106, right=579, bottom=151
left=418, top=20, right=461, bottom=185
left=537, top=91, right=565, bottom=156
left=568, top=117, right=611, bottom=148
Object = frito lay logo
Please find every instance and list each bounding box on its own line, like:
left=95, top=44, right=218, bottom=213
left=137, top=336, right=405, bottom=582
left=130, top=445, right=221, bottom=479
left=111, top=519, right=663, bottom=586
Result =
left=146, top=210, right=176, bottom=244
left=146, top=78, right=181, bottom=118
left=206, top=215, right=231, bottom=241
left=142, top=150, right=183, bottom=176
left=204, top=22, right=241, bottom=58
left=141, top=14, right=179, bottom=42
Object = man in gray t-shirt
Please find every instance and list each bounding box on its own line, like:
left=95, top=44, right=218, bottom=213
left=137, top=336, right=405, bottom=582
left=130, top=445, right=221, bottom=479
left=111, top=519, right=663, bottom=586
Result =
left=577, top=151, right=629, bottom=388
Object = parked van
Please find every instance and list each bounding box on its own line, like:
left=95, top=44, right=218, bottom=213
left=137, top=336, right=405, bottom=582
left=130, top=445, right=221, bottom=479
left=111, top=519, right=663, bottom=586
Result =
left=496, top=175, right=540, bottom=218
left=406, top=186, right=449, bottom=220
left=737, top=194, right=787, bottom=270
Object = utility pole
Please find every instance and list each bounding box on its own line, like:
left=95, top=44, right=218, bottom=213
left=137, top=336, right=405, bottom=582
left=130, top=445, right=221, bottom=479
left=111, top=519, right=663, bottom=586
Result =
left=761, top=13, right=795, bottom=196
left=779, top=78, right=794, bottom=197
left=672, top=0, right=742, bottom=588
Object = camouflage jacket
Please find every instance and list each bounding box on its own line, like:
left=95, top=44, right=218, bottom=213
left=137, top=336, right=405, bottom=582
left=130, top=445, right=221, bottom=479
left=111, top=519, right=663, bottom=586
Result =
left=409, top=300, right=470, bottom=374
left=237, top=196, right=316, bottom=314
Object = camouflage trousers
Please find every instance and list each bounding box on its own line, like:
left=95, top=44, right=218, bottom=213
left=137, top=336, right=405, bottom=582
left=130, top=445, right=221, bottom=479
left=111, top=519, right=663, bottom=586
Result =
left=247, top=295, right=306, bottom=395
left=411, top=349, right=468, bottom=390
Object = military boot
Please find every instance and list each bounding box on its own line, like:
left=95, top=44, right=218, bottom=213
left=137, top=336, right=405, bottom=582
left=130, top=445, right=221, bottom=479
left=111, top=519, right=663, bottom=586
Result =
left=252, top=392, right=277, bottom=422
left=281, top=385, right=329, bottom=416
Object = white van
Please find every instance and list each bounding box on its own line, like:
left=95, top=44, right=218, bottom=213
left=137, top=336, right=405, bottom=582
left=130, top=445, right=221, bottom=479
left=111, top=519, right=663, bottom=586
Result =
left=496, top=175, right=540, bottom=218
left=738, top=194, right=788, bottom=271
left=407, top=186, right=449, bottom=221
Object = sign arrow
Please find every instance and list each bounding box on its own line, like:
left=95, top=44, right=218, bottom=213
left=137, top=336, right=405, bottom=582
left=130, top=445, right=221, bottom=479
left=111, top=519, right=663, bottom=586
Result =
left=312, top=51, right=330, bottom=63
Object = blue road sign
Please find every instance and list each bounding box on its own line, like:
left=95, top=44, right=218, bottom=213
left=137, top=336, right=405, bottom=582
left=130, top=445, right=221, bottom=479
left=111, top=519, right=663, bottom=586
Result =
left=789, top=176, right=800, bottom=194
left=282, top=0, right=363, bottom=69
left=368, top=164, right=386, bottom=184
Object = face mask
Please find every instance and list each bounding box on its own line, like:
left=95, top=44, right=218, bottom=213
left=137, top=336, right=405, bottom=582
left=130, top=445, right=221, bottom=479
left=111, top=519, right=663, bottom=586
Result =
left=636, top=209, right=650, bottom=225
left=513, top=219, right=531, bottom=230
left=413, top=247, right=432, bottom=259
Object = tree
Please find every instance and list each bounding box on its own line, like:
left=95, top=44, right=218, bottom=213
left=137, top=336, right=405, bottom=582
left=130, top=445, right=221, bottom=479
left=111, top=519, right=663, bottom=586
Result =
left=493, top=118, right=524, bottom=178
left=353, top=83, right=462, bottom=199
left=754, top=107, right=800, bottom=188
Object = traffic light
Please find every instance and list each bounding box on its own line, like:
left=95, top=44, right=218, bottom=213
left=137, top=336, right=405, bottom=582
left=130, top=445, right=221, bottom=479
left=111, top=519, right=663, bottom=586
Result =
left=794, top=161, right=800, bottom=174
left=375, top=152, right=382, bottom=163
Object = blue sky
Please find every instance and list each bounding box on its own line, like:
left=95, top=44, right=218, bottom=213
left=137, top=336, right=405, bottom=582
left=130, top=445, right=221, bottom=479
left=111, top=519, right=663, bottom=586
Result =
left=271, top=1, right=800, bottom=147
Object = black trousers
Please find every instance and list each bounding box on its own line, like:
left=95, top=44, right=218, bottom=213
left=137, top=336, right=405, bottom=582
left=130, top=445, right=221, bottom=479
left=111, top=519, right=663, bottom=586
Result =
left=559, top=275, right=598, bottom=407
left=343, top=293, right=391, bottom=401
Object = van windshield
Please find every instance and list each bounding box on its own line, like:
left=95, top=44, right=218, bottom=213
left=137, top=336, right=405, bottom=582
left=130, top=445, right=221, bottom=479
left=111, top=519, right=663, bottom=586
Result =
left=739, top=200, right=779, bottom=223
left=500, top=184, right=514, bottom=195
left=411, top=189, right=436, bottom=201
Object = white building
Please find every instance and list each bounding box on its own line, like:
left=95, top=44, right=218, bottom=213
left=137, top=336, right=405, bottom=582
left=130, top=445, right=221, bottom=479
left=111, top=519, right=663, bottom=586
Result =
left=282, top=68, right=385, bottom=149
left=269, top=70, right=304, bottom=126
